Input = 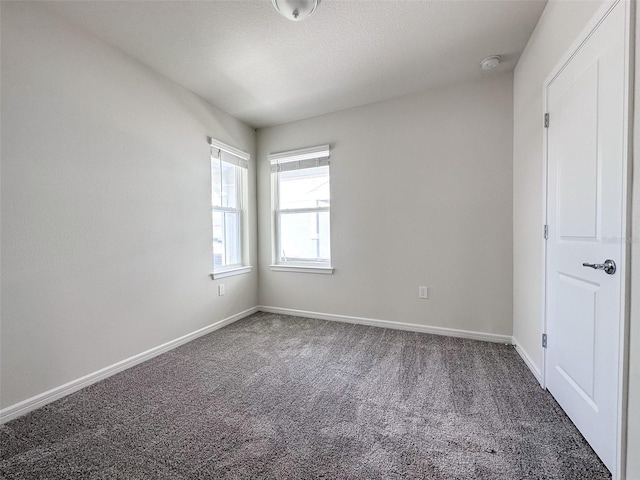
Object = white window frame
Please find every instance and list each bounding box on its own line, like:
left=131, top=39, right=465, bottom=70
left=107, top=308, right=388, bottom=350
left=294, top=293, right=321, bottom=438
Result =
left=269, top=145, right=333, bottom=274
left=209, top=137, right=252, bottom=280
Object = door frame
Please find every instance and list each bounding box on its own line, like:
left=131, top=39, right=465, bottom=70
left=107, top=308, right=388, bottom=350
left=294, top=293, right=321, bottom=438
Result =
left=540, top=1, right=633, bottom=478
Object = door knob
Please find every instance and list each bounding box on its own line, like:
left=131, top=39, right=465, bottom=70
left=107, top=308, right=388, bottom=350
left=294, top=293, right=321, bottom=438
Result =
left=582, top=259, right=616, bottom=275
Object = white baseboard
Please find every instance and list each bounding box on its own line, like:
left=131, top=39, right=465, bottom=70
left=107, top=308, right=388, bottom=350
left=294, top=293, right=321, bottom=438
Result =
left=513, top=339, right=544, bottom=387
left=0, top=306, right=259, bottom=424
left=258, top=306, right=513, bottom=344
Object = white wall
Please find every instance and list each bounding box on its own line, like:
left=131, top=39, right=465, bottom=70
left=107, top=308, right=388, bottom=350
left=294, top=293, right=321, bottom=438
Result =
left=257, top=73, right=514, bottom=337
left=512, top=0, right=607, bottom=376
left=0, top=2, right=258, bottom=409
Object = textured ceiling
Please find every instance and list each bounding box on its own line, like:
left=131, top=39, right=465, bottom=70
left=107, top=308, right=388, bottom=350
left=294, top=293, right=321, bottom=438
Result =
left=47, top=0, right=547, bottom=128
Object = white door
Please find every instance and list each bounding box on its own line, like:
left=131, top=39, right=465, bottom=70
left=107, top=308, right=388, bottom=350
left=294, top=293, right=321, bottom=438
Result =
left=545, top=1, right=627, bottom=474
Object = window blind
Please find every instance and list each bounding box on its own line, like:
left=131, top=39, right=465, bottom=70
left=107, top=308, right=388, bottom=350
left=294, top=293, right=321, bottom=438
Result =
left=268, top=145, right=330, bottom=173
left=208, top=137, right=249, bottom=169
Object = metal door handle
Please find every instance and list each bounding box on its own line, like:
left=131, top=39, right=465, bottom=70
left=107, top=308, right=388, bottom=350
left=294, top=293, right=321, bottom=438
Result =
left=582, top=259, right=616, bottom=275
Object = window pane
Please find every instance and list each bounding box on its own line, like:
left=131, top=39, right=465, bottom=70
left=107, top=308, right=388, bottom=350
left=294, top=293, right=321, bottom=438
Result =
left=224, top=211, right=241, bottom=266
left=221, top=162, right=239, bottom=209
left=279, top=211, right=330, bottom=263
left=213, top=209, right=241, bottom=269
left=278, top=166, right=330, bottom=210
left=211, top=159, right=222, bottom=207
left=212, top=210, right=224, bottom=269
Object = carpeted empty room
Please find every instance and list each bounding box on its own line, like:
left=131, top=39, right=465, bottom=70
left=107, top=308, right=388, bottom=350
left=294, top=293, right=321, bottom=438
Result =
left=1, top=313, right=609, bottom=479
left=2, top=0, right=639, bottom=478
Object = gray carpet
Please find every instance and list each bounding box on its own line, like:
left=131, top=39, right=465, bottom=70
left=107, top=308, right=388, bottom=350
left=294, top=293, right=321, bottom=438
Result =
left=0, top=312, right=610, bottom=479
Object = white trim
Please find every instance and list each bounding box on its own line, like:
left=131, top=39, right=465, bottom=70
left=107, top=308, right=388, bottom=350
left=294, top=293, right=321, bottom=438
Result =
left=268, top=144, right=330, bottom=164
left=513, top=338, right=543, bottom=387
left=0, top=306, right=259, bottom=424
left=541, top=40, right=551, bottom=390
left=258, top=306, right=513, bottom=344
left=210, top=266, right=253, bottom=279
left=541, top=86, right=549, bottom=390
left=207, top=136, right=250, bottom=161
left=543, top=1, right=622, bottom=88
left=269, top=265, right=334, bottom=274
left=617, top=2, right=633, bottom=478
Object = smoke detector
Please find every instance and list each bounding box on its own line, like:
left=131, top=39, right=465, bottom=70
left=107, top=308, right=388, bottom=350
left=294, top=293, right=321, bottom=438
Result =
left=480, top=55, right=501, bottom=71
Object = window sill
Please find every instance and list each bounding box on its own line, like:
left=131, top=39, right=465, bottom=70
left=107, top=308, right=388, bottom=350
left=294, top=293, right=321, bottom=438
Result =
left=269, top=265, right=334, bottom=274
left=210, top=266, right=253, bottom=280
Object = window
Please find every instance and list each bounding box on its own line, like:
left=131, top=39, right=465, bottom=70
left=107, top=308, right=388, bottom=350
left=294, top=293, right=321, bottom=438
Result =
left=269, top=145, right=332, bottom=273
left=210, top=137, right=251, bottom=279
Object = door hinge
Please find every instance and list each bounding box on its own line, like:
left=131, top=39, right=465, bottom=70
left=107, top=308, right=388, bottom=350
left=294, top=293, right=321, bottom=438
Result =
left=544, top=113, right=549, bottom=128
left=542, top=333, right=547, bottom=349
left=543, top=224, right=549, bottom=239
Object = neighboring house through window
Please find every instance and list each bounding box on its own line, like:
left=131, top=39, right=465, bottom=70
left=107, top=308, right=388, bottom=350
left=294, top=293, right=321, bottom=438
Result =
left=269, top=145, right=333, bottom=274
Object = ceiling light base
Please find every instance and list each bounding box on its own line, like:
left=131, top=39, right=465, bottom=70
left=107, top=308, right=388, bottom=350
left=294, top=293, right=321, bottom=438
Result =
left=272, top=0, right=320, bottom=21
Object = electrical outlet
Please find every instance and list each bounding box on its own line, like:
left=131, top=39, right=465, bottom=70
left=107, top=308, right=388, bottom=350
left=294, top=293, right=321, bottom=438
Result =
left=218, top=284, right=225, bottom=296
left=418, top=286, right=428, bottom=299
